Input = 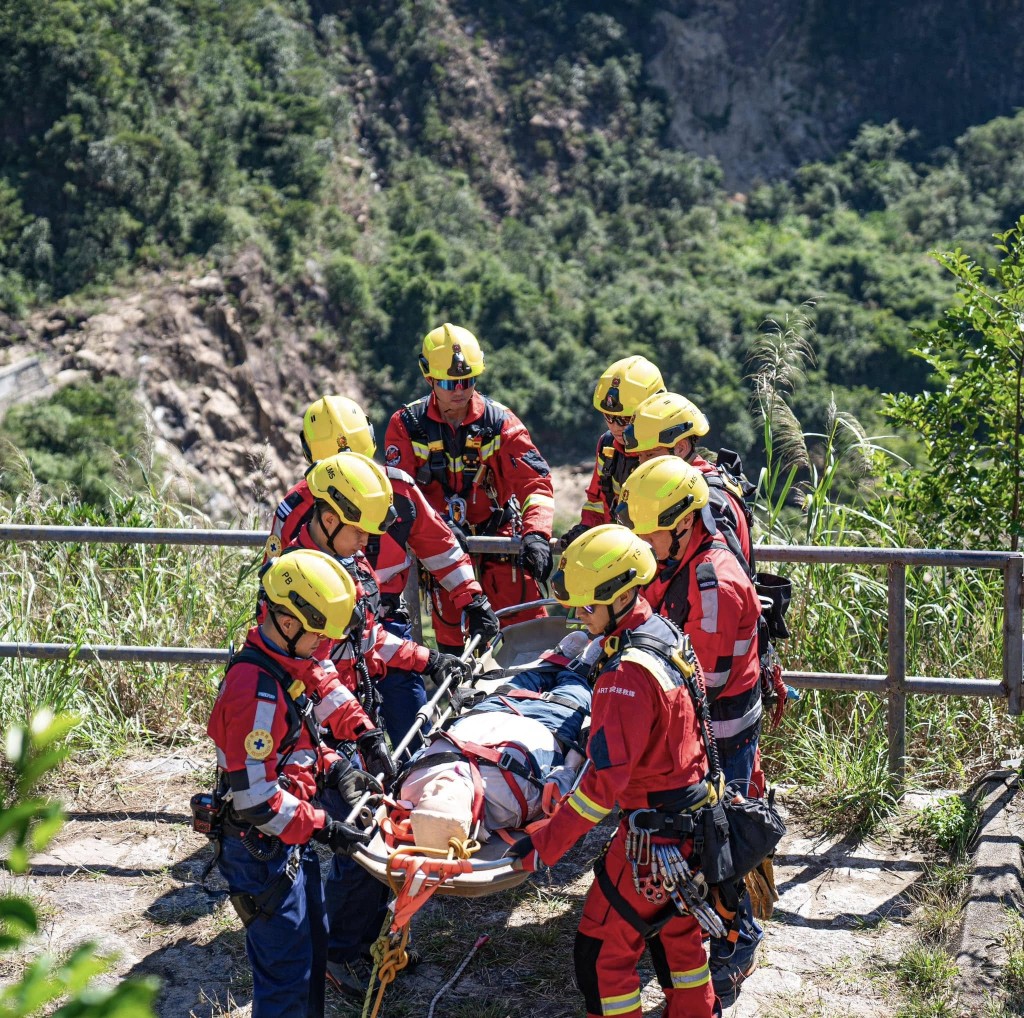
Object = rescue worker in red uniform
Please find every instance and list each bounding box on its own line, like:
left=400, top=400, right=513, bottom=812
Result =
left=558, top=355, right=665, bottom=550
left=384, top=323, right=555, bottom=651
left=267, top=395, right=498, bottom=746
left=624, top=391, right=754, bottom=574
left=207, top=549, right=383, bottom=1018
left=617, top=457, right=763, bottom=1007
left=281, top=451, right=472, bottom=999
left=509, top=525, right=720, bottom=1018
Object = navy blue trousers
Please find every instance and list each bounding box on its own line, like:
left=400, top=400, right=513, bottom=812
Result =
left=218, top=835, right=327, bottom=1018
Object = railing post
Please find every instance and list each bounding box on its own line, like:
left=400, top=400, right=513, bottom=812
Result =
left=404, top=564, right=423, bottom=645
left=887, top=562, right=907, bottom=784
left=1005, top=556, right=1024, bottom=715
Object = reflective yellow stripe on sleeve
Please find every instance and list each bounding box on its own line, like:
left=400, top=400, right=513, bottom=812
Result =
left=583, top=499, right=605, bottom=513
left=522, top=493, right=555, bottom=513
left=567, top=787, right=611, bottom=824
left=601, top=988, right=642, bottom=1015
left=411, top=440, right=430, bottom=459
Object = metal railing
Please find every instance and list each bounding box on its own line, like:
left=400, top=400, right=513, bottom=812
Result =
left=2, top=523, right=1022, bottom=780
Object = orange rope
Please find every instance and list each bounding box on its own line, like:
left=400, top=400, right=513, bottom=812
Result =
left=363, top=837, right=481, bottom=1018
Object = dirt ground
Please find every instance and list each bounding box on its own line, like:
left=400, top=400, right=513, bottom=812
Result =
left=5, top=751, right=931, bottom=1018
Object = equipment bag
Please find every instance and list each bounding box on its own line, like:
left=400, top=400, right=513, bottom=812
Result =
left=722, top=783, right=786, bottom=879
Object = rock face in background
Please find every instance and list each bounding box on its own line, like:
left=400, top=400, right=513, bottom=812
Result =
left=2, top=249, right=364, bottom=518
left=649, top=0, right=1024, bottom=187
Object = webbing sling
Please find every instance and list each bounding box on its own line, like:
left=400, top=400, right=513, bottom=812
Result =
left=595, top=854, right=677, bottom=941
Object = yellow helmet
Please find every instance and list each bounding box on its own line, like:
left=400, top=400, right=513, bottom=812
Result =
left=624, top=392, right=709, bottom=453
left=616, top=456, right=710, bottom=535
left=593, top=356, right=665, bottom=417
left=261, top=548, right=357, bottom=639
left=419, top=323, right=486, bottom=380
left=301, top=395, right=377, bottom=464
left=550, top=523, right=656, bottom=607
left=305, top=452, right=397, bottom=534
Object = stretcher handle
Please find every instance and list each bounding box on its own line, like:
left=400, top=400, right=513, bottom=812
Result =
left=343, top=635, right=482, bottom=828
left=493, top=597, right=561, bottom=619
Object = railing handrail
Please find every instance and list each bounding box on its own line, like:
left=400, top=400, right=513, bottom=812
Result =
left=2, top=524, right=1022, bottom=781
left=3, top=523, right=1023, bottom=569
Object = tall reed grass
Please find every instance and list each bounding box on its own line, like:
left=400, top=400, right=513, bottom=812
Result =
left=0, top=488, right=260, bottom=750
left=751, top=306, right=1023, bottom=833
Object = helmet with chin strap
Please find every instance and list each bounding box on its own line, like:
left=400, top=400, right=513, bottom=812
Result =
left=260, top=548, right=358, bottom=654
left=419, top=323, right=486, bottom=380
left=624, top=391, right=709, bottom=454
left=593, top=355, right=665, bottom=417
left=551, top=523, right=656, bottom=611
left=305, top=453, right=398, bottom=551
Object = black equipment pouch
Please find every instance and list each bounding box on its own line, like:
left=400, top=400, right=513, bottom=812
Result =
left=190, top=792, right=224, bottom=838
left=229, top=845, right=302, bottom=927
left=755, top=571, right=792, bottom=641
left=722, top=785, right=786, bottom=879
left=695, top=798, right=735, bottom=885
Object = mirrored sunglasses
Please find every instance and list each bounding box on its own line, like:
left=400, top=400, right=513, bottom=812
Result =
left=435, top=377, right=477, bottom=391
left=603, top=412, right=632, bottom=427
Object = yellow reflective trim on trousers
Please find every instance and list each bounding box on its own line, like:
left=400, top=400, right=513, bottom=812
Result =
left=670, top=963, right=710, bottom=988
left=568, top=787, right=610, bottom=823
left=601, top=989, right=642, bottom=1015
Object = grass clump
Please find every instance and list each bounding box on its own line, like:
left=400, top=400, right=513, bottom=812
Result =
left=1002, top=915, right=1024, bottom=1013
left=891, top=945, right=960, bottom=1018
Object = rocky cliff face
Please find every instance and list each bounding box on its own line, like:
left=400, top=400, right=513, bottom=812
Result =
left=648, top=0, right=1024, bottom=187
left=2, top=250, right=365, bottom=518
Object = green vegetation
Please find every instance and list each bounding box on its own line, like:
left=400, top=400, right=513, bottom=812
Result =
left=891, top=945, right=960, bottom=1018
left=1, top=1, right=1022, bottom=466
left=888, top=216, right=1024, bottom=550
left=0, top=378, right=148, bottom=504
left=0, top=493, right=257, bottom=746
left=0, top=712, right=157, bottom=1015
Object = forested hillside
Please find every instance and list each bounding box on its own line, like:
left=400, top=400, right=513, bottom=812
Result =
left=2, top=0, right=1024, bottom=474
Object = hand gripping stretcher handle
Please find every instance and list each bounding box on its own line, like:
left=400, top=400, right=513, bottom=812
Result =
left=343, top=634, right=482, bottom=828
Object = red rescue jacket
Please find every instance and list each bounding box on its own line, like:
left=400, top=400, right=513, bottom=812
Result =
left=383, top=390, right=554, bottom=539
left=207, top=628, right=357, bottom=845
left=267, top=474, right=481, bottom=610
left=530, top=601, right=710, bottom=866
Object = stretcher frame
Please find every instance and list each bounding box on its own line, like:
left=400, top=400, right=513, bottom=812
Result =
left=349, top=601, right=581, bottom=897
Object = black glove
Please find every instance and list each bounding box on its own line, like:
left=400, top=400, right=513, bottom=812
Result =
left=557, top=522, right=590, bottom=552
left=356, top=728, right=398, bottom=788
left=505, top=833, right=538, bottom=872
left=520, top=532, right=554, bottom=582
left=313, top=819, right=372, bottom=856
left=462, top=594, right=500, bottom=648
left=425, top=648, right=473, bottom=691
left=323, top=757, right=384, bottom=809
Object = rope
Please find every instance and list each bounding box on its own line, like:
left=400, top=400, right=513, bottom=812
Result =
left=426, top=933, right=490, bottom=1018
left=360, top=836, right=482, bottom=1018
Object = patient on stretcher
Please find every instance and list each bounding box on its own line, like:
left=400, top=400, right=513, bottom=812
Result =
left=398, top=631, right=595, bottom=849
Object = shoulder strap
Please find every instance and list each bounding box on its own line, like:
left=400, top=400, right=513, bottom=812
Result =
left=399, top=400, right=431, bottom=444
left=612, top=627, right=723, bottom=780
left=705, top=487, right=755, bottom=578
left=229, top=646, right=322, bottom=750
left=660, top=534, right=716, bottom=623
